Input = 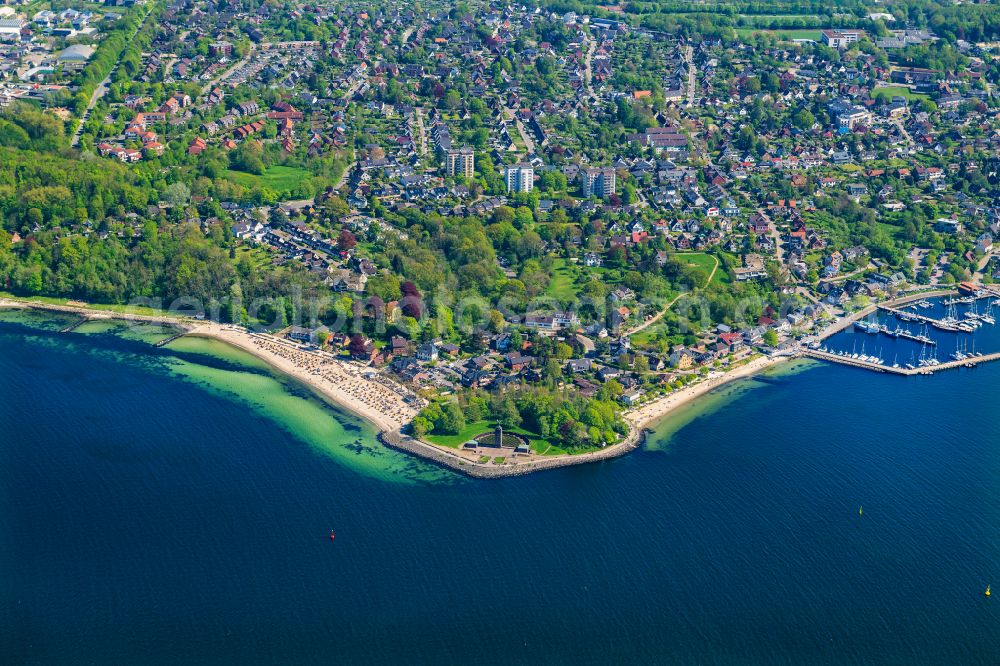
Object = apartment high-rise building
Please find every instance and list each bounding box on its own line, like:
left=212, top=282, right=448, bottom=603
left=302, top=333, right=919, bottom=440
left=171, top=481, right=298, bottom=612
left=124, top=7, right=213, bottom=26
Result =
left=505, top=164, right=534, bottom=194
left=581, top=167, right=616, bottom=199
left=446, top=147, right=475, bottom=179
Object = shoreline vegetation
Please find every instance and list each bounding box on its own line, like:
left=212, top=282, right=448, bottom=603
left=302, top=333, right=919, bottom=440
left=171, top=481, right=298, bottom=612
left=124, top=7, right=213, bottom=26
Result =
left=0, top=289, right=955, bottom=478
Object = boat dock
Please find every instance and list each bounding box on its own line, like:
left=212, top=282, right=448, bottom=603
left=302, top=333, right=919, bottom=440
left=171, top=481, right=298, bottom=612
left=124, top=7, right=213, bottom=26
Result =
left=59, top=313, right=113, bottom=332
left=154, top=331, right=187, bottom=347
left=804, top=349, right=1000, bottom=376
left=896, top=329, right=936, bottom=346
left=877, top=305, right=975, bottom=332
left=60, top=317, right=89, bottom=333
left=857, top=321, right=937, bottom=345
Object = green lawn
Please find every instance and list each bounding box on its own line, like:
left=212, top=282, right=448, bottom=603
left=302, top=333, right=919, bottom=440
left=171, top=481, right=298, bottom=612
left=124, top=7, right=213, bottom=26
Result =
left=629, top=319, right=672, bottom=346
left=235, top=246, right=273, bottom=270
left=225, top=166, right=314, bottom=195
left=677, top=252, right=725, bottom=286
left=424, top=419, right=604, bottom=456
left=734, top=28, right=822, bottom=41
left=544, top=258, right=582, bottom=301
left=872, top=85, right=931, bottom=102
left=425, top=420, right=552, bottom=452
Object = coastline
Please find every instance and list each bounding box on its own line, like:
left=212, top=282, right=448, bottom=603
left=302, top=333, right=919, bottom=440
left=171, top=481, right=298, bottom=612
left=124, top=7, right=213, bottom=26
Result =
left=622, top=353, right=794, bottom=433
left=0, top=296, right=799, bottom=478
left=185, top=323, right=421, bottom=435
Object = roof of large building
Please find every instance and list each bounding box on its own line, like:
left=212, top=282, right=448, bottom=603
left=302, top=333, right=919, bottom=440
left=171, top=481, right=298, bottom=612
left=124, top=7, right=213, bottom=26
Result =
left=58, top=44, right=96, bottom=62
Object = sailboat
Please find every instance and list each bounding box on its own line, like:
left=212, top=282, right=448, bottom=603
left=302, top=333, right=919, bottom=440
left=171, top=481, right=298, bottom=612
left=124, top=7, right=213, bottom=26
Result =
left=987, top=584, right=991, bottom=598
left=983, top=302, right=995, bottom=325
left=859, top=506, right=863, bottom=517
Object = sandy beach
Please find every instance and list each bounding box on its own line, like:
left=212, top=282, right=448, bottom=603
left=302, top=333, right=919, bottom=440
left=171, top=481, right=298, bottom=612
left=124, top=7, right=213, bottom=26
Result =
left=624, top=353, right=793, bottom=432
left=0, top=298, right=422, bottom=435
left=188, top=323, right=423, bottom=434
left=0, top=296, right=799, bottom=477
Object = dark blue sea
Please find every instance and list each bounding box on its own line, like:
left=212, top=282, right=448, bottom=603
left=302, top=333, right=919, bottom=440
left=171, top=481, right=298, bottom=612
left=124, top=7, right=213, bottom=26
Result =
left=1, top=308, right=999, bottom=665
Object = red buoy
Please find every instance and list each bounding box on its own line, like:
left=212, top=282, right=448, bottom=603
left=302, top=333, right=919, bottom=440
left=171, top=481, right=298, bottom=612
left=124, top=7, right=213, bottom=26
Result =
left=329, top=530, right=336, bottom=541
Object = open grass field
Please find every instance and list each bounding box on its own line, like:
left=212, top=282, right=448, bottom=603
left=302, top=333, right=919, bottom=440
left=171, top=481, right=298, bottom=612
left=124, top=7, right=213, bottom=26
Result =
left=424, top=420, right=567, bottom=455
left=225, top=166, right=314, bottom=195
left=629, top=318, right=672, bottom=346
left=873, top=85, right=931, bottom=102
left=234, top=246, right=273, bottom=270
left=678, top=252, right=727, bottom=286
left=734, top=28, right=822, bottom=41
left=544, top=258, right=582, bottom=301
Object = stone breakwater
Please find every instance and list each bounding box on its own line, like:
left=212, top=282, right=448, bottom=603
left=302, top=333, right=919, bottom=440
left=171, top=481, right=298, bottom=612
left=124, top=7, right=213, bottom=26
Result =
left=379, top=427, right=647, bottom=479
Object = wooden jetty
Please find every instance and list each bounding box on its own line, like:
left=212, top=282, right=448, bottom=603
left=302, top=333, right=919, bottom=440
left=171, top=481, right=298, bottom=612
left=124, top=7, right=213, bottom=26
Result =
left=877, top=305, right=975, bottom=332
left=858, top=322, right=937, bottom=345
left=60, top=316, right=89, bottom=333
left=59, top=313, right=113, bottom=333
left=154, top=331, right=187, bottom=347
left=804, top=349, right=1000, bottom=376
left=895, top=329, right=936, bottom=345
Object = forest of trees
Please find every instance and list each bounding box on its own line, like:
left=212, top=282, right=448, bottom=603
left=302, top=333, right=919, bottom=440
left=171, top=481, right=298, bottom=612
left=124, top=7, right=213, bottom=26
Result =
left=414, top=382, right=629, bottom=451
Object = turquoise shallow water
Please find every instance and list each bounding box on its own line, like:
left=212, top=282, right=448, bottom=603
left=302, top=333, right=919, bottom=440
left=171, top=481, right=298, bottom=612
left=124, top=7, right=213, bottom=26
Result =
left=1, top=310, right=999, bottom=664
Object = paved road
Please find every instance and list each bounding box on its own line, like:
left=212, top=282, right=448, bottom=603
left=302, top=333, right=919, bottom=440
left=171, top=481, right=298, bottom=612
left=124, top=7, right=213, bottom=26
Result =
left=414, top=107, right=428, bottom=156
left=583, top=33, right=596, bottom=97
left=504, top=107, right=535, bottom=156
left=200, top=46, right=257, bottom=95
left=71, top=6, right=152, bottom=147
left=334, top=155, right=356, bottom=191
left=974, top=251, right=994, bottom=282
left=684, top=44, right=696, bottom=106
left=892, top=118, right=913, bottom=146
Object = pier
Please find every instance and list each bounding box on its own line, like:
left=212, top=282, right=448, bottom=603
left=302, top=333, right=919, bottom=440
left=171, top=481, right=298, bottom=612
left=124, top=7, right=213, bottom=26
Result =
left=804, top=349, right=1000, bottom=376
left=59, top=313, right=113, bottom=332
left=877, top=305, right=981, bottom=333
left=60, top=317, right=89, bottom=333
left=154, top=331, right=187, bottom=347
left=815, top=289, right=956, bottom=339
left=895, top=329, right=936, bottom=345
left=856, top=322, right=937, bottom=345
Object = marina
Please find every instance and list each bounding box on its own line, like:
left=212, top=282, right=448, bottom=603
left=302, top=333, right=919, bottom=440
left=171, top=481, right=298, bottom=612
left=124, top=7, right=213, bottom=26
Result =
left=877, top=303, right=995, bottom=333
left=5, top=310, right=1000, bottom=664
left=803, top=348, right=1000, bottom=376
left=813, top=292, right=1000, bottom=376
left=852, top=320, right=936, bottom=345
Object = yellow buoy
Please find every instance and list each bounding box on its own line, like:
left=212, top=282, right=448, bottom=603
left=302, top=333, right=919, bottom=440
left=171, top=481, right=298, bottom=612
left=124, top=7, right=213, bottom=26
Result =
left=987, top=585, right=991, bottom=598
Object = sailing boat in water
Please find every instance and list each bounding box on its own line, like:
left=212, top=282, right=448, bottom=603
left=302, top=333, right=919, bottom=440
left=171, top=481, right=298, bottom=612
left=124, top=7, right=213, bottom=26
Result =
left=986, top=584, right=991, bottom=598
left=859, top=506, right=863, bottom=517
left=982, top=302, right=996, bottom=326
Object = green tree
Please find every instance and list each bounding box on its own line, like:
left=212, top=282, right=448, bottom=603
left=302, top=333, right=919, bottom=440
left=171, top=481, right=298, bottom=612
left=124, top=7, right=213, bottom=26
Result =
left=436, top=401, right=466, bottom=435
